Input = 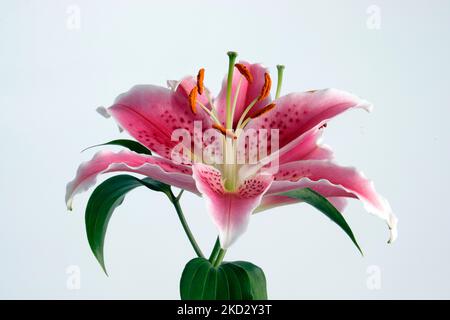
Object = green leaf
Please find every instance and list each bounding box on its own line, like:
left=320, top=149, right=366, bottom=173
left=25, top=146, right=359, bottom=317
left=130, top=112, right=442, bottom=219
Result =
left=82, top=139, right=152, bottom=155
left=85, top=174, right=170, bottom=274
left=233, top=261, right=268, bottom=299
left=180, top=258, right=267, bottom=300
left=281, top=188, right=363, bottom=255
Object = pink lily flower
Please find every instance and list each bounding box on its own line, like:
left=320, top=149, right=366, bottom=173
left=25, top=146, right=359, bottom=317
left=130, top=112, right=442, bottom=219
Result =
left=66, top=53, right=397, bottom=249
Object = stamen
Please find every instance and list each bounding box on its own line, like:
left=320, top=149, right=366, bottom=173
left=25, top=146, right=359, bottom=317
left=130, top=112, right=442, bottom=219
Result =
left=235, top=63, right=253, bottom=83
left=240, top=117, right=252, bottom=129
left=235, top=97, right=258, bottom=130
left=206, top=91, right=219, bottom=119
left=319, top=123, right=327, bottom=129
left=188, top=87, right=198, bottom=114
left=197, top=68, right=205, bottom=94
left=275, top=65, right=285, bottom=99
left=197, top=100, right=221, bottom=125
left=258, top=72, right=272, bottom=101
left=239, top=103, right=276, bottom=130
left=212, top=123, right=237, bottom=139
left=230, top=76, right=243, bottom=129
left=250, top=103, right=276, bottom=119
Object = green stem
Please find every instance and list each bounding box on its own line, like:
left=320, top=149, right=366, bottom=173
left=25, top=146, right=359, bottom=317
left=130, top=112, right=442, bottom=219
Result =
left=275, top=64, right=285, bottom=99
left=226, top=51, right=238, bottom=130
left=169, top=190, right=204, bottom=258
left=213, top=248, right=227, bottom=268
left=208, top=237, right=221, bottom=263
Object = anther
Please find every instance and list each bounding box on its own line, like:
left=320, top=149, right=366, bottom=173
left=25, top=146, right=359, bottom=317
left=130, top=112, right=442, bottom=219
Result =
left=251, top=103, right=276, bottom=119
left=188, top=87, right=198, bottom=114
left=258, top=73, right=272, bottom=101
left=212, top=123, right=237, bottom=139
left=197, top=68, right=205, bottom=94
left=235, top=63, right=253, bottom=83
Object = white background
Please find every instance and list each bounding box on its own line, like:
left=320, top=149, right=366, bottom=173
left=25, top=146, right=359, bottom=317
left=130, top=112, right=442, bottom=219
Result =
left=1, top=0, right=449, bottom=299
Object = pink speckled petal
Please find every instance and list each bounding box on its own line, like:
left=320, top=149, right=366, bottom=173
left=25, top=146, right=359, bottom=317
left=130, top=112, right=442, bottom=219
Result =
left=192, top=163, right=273, bottom=249
left=65, top=150, right=197, bottom=210
left=278, top=127, right=334, bottom=164
left=267, top=160, right=397, bottom=243
left=246, top=88, right=372, bottom=151
left=108, top=83, right=212, bottom=159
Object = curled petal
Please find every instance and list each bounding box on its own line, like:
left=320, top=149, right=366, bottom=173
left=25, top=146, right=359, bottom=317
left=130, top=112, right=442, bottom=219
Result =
left=279, top=127, right=334, bottom=164
left=192, top=163, right=273, bottom=249
left=65, top=150, right=198, bottom=210
left=256, top=194, right=348, bottom=213
left=268, top=160, right=397, bottom=243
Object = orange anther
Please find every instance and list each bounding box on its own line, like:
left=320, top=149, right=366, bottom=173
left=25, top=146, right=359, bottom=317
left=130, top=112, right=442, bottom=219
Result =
left=188, top=87, right=198, bottom=114
left=258, top=73, right=272, bottom=101
left=212, top=123, right=237, bottom=139
left=197, top=68, right=205, bottom=95
left=251, top=103, right=276, bottom=119
left=235, top=63, right=253, bottom=83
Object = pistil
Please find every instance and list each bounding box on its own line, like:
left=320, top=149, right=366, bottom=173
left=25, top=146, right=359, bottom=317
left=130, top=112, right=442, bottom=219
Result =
left=222, top=52, right=239, bottom=191
left=225, top=51, right=238, bottom=130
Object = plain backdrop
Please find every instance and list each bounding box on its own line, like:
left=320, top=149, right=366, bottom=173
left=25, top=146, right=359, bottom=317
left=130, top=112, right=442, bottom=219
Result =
left=1, top=0, right=449, bottom=299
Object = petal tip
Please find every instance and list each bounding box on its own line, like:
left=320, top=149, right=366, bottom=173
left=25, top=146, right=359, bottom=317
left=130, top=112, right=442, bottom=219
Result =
left=387, top=214, right=398, bottom=244
left=166, top=79, right=179, bottom=91
left=359, top=100, right=374, bottom=113
left=65, top=192, right=74, bottom=211
left=96, top=106, right=111, bottom=118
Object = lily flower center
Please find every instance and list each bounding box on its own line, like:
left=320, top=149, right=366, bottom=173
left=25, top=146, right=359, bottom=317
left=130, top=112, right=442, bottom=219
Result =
left=187, top=52, right=285, bottom=191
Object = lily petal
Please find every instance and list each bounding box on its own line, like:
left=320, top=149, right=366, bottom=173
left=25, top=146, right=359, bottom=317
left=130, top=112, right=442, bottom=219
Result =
left=216, top=61, right=270, bottom=127
left=268, top=160, right=397, bottom=243
left=108, top=83, right=212, bottom=159
left=65, top=150, right=197, bottom=210
left=192, top=163, right=273, bottom=249
left=246, top=88, right=372, bottom=152
left=327, top=197, right=349, bottom=212
left=279, top=127, right=334, bottom=164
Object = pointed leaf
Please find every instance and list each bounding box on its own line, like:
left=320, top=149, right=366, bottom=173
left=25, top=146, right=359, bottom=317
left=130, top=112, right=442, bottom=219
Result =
left=83, top=139, right=152, bottom=155
left=281, top=188, right=363, bottom=255
left=233, top=261, right=268, bottom=299
left=85, top=174, right=170, bottom=274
